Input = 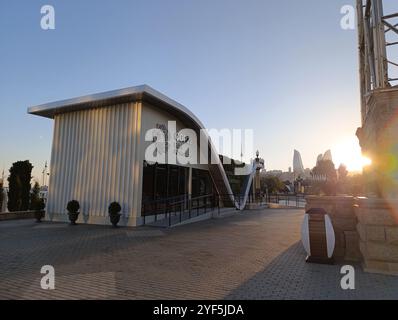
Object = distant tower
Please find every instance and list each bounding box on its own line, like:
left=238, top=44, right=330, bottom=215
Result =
left=293, top=150, right=305, bottom=175
left=323, top=150, right=333, bottom=162
left=316, top=154, right=323, bottom=166
left=42, top=161, right=49, bottom=186
left=316, top=150, right=333, bottom=166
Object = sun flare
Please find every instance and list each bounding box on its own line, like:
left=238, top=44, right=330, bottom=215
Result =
left=332, top=136, right=372, bottom=172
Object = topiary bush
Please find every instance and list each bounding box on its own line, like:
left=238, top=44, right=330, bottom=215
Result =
left=67, top=200, right=80, bottom=225
left=67, top=200, right=80, bottom=213
left=33, top=199, right=46, bottom=223
left=108, top=202, right=122, bottom=215
left=108, top=202, right=122, bottom=227
left=32, top=198, right=46, bottom=212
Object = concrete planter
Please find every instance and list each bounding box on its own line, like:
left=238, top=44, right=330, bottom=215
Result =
left=355, top=197, right=398, bottom=275
left=68, top=212, right=80, bottom=225
left=305, top=196, right=361, bottom=261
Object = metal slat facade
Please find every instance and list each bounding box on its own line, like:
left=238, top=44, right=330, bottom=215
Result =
left=46, top=102, right=143, bottom=226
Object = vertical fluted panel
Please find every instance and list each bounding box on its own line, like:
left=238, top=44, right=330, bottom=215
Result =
left=47, top=102, right=142, bottom=223
left=133, top=103, right=143, bottom=215
left=47, top=115, right=60, bottom=215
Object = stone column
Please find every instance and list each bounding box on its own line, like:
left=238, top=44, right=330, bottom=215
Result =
left=357, top=88, right=398, bottom=198
left=355, top=197, right=398, bottom=275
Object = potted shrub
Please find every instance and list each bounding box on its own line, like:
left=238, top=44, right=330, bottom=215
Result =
left=33, top=199, right=46, bottom=223
left=67, top=200, right=80, bottom=225
left=109, top=202, right=122, bottom=227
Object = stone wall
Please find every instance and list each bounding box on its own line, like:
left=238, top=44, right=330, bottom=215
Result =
left=357, top=88, right=398, bottom=198
left=0, top=211, right=36, bottom=221
left=355, top=197, right=398, bottom=275
left=305, top=196, right=361, bottom=261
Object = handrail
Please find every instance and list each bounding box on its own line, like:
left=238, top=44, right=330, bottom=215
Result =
left=235, top=161, right=257, bottom=210
left=142, top=193, right=217, bottom=226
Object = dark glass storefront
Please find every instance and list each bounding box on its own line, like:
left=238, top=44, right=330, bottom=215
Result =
left=141, top=162, right=216, bottom=217
left=142, top=162, right=214, bottom=201
left=142, top=162, right=188, bottom=202
left=192, top=168, right=213, bottom=197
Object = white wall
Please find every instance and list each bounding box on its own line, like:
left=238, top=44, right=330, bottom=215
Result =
left=47, top=102, right=143, bottom=226
left=46, top=100, right=211, bottom=226
left=140, top=102, right=209, bottom=171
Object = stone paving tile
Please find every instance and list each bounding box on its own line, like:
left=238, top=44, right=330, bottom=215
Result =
left=33, top=224, right=69, bottom=229
left=226, top=242, right=398, bottom=300
left=230, top=221, right=261, bottom=226
left=125, top=230, right=166, bottom=238
left=0, top=209, right=397, bottom=300
left=20, top=272, right=117, bottom=300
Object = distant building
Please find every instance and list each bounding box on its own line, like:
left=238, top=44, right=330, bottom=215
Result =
left=316, top=154, right=323, bottom=166
left=265, top=170, right=283, bottom=176
left=264, top=149, right=311, bottom=184
left=293, top=150, right=305, bottom=175
left=39, top=186, right=48, bottom=204
left=323, top=150, right=333, bottom=162
left=316, top=150, right=334, bottom=166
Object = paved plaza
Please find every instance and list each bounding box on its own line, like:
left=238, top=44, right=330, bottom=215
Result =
left=0, top=208, right=397, bottom=300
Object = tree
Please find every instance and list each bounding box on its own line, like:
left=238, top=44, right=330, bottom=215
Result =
left=338, top=164, right=348, bottom=181
left=7, top=161, right=33, bottom=212
left=29, top=181, right=41, bottom=211
left=312, top=160, right=337, bottom=181
left=311, top=160, right=337, bottom=196
left=345, top=174, right=364, bottom=196
left=261, top=176, right=285, bottom=194
left=336, top=164, right=349, bottom=194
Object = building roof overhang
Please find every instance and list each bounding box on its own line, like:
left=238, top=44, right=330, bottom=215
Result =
left=27, top=85, right=205, bottom=130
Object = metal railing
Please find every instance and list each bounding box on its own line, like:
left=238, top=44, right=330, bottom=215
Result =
left=265, top=193, right=307, bottom=208
left=142, top=194, right=217, bottom=227
left=217, top=192, right=266, bottom=209
left=213, top=192, right=306, bottom=210
left=380, top=3, right=398, bottom=85
left=141, top=192, right=307, bottom=226
left=357, top=0, right=398, bottom=91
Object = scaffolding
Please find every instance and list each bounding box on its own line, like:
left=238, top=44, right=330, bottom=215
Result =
left=357, top=0, right=398, bottom=122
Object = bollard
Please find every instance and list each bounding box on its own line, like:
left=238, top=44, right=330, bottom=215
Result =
left=301, top=208, right=335, bottom=264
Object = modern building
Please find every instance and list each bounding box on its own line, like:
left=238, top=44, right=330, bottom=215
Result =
left=39, top=186, right=48, bottom=204
left=316, top=150, right=333, bottom=166
left=316, top=154, right=323, bottom=167
left=28, top=85, right=257, bottom=226
left=293, top=150, right=305, bottom=175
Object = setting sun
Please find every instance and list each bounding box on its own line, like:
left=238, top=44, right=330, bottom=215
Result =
left=332, top=136, right=372, bottom=172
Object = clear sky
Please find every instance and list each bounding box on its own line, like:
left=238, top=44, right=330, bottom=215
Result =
left=0, top=0, right=380, bottom=183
